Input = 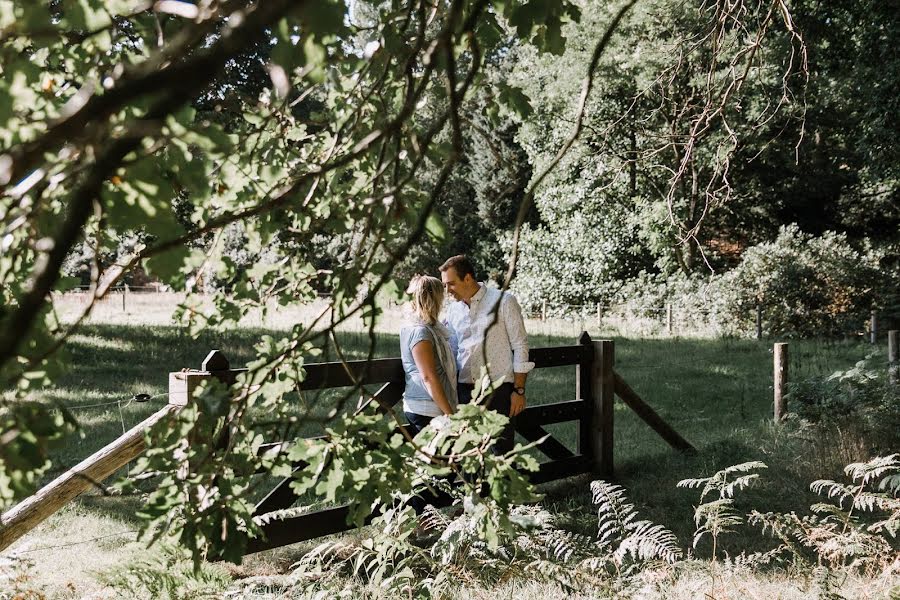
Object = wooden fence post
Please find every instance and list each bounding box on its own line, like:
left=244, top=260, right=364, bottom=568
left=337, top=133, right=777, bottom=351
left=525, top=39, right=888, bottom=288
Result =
left=0, top=405, right=177, bottom=552
left=596, top=303, right=602, bottom=328
left=576, top=332, right=594, bottom=458
left=870, top=310, right=877, bottom=344
left=590, top=339, right=615, bottom=477
left=666, top=303, right=673, bottom=334
left=889, top=330, right=898, bottom=385
left=0, top=349, right=240, bottom=553
left=756, top=305, right=762, bottom=340
left=774, top=342, right=788, bottom=421
left=542, top=300, right=547, bottom=322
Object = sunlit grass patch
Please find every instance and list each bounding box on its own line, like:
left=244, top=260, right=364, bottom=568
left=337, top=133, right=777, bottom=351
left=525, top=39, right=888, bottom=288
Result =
left=67, top=333, right=136, bottom=353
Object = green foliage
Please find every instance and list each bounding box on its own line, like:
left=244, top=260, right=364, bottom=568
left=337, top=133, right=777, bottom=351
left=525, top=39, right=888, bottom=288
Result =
left=287, top=402, right=545, bottom=598
left=290, top=399, right=541, bottom=535
left=291, top=476, right=683, bottom=597
left=590, top=480, right=683, bottom=569
left=0, top=0, right=587, bottom=532
left=511, top=203, right=648, bottom=310
left=512, top=0, right=809, bottom=285
left=124, top=386, right=260, bottom=565
left=787, top=355, right=900, bottom=453
left=96, top=543, right=231, bottom=600
left=720, top=225, right=882, bottom=337
left=678, top=462, right=767, bottom=557
left=610, top=225, right=888, bottom=338
left=0, top=402, right=74, bottom=507
left=288, top=410, right=416, bottom=528
left=750, top=454, right=900, bottom=574
left=2, top=1, right=898, bottom=594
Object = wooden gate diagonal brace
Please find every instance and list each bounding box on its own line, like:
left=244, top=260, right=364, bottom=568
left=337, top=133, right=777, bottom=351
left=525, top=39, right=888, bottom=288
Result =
left=612, top=371, right=695, bottom=454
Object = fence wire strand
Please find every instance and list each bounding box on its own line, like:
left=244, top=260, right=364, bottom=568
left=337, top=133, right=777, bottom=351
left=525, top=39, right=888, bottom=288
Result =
left=7, top=530, right=138, bottom=555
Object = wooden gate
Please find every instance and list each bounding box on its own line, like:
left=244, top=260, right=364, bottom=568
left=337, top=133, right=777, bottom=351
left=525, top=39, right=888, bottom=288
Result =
left=0, top=333, right=693, bottom=554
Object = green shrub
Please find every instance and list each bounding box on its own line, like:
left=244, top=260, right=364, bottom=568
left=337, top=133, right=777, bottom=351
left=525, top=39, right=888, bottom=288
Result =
left=786, top=356, right=900, bottom=454
left=719, top=224, right=881, bottom=337
left=611, top=225, right=886, bottom=338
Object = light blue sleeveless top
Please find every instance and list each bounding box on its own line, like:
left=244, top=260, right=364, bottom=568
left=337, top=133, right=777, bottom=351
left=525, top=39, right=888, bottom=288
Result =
left=400, top=325, right=456, bottom=417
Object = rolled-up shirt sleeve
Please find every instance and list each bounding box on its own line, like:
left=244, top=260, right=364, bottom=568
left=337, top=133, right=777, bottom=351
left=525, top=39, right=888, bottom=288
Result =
left=503, top=293, right=535, bottom=374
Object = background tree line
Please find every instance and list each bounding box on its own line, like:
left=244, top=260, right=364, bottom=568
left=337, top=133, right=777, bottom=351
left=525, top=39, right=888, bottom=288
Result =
left=53, top=0, right=898, bottom=336
left=391, top=0, right=898, bottom=334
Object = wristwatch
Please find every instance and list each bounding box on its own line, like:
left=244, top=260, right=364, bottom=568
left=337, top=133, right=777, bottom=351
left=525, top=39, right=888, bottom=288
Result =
left=513, top=386, right=526, bottom=396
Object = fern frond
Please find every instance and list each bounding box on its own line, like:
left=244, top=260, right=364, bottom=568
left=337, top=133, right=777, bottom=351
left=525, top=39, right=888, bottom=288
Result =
left=868, top=514, right=900, bottom=538
left=614, top=520, right=683, bottom=565
left=678, top=461, right=767, bottom=501
left=676, top=477, right=708, bottom=490
left=420, top=504, right=451, bottom=533
left=844, top=454, right=900, bottom=485
left=721, top=473, right=763, bottom=498
left=852, top=490, right=900, bottom=514
left=810, top=479, right=857, bottom=506
left=694, top=498, right=741, bottom=528
left=878, top=473, right=900, bottom=494
left=693, top=498, right=742, bottom=549
left=591, top=480, right=638, bottom=551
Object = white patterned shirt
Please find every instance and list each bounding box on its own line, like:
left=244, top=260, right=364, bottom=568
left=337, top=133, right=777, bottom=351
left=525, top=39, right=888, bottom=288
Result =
left=443, top=284, right=535, bottom=385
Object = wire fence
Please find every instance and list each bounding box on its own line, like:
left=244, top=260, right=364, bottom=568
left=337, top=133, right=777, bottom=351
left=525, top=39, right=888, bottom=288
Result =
left=6, top=530, right=138, bottom=555
left=521, top=300, right=900, bottom=342
left=52, top=286, right=898, bottom=340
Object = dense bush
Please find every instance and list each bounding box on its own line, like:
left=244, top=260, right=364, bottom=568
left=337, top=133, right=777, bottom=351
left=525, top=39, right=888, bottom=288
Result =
left=719, top=225, right=882, bottom=337
left=607, top=225, right=886, bottom=338
left=787, top=356, right=900, bottom=455
left=510, top=200, right=648, bottom=311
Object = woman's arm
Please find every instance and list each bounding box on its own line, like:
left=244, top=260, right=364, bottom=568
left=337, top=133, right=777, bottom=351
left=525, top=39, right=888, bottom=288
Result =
left=411, top=340, right=455, bottom=415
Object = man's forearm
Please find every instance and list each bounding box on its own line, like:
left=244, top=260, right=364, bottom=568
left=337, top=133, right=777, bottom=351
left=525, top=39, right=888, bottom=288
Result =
left=513, top=372, right=527, bottom=388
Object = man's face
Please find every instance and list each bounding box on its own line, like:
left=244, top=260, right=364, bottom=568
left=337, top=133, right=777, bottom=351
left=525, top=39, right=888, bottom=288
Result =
left=441, top=267, right=473, bottom=302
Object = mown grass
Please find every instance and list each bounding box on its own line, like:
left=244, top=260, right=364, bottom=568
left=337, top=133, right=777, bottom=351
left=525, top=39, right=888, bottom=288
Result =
left=1, top=296, right=890, bottom=597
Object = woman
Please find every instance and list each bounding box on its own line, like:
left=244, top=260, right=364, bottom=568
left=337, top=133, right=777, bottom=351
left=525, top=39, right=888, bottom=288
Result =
left=401, top=275, right=458, bottom=435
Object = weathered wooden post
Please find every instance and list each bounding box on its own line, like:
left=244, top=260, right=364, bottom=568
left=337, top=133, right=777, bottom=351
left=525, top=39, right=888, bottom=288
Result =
left=591, top=337, right=615, bottom=476
left=0, top=350, right=240, bottom=552
left=576, top=331, right=614, bottom=475
left=0, top=404, right=179, bottom=552
left=122, top=285, right=127, bottom=312
left=756, top=304, right=762, bottom=340
left=170, top=350, right=236, bottom=456
left=889, top=330, right=898, bottom=385
left=870, top=310, right=877, bottom=345
left=774, top=342, right=788, bottom=421
left=666, top=303, right=673, bottom=335
left=596, top=302, right=602, bottom=328
left=542, top=300, right=547, bottom=322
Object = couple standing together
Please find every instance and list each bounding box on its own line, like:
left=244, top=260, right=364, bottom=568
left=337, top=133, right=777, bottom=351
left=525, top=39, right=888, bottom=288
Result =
left=400, top=255, right=534, bottom=453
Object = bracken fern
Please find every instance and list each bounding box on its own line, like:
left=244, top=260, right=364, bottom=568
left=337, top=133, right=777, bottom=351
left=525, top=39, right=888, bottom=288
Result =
left=750, top=454, right=900, bottom=576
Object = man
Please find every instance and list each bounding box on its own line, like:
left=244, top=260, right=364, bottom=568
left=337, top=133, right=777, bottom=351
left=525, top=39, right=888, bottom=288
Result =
left=439, top=255, right=534, bottom=454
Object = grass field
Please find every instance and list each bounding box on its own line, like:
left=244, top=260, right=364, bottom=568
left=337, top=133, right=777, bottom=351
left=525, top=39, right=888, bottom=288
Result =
left=1, top=293, right=894, bottom=598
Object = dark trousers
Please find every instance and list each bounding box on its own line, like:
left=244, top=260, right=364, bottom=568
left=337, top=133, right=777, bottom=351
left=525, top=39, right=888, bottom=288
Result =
left=404, top=411, right=435, bottom=437
left=458, top=381, right=515, bottom=455
left=403, top=411, right=451, bottom=515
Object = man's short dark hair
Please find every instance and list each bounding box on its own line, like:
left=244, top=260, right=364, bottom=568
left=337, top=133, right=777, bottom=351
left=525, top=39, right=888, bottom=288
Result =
left=439, top=255, right=477, bottom=280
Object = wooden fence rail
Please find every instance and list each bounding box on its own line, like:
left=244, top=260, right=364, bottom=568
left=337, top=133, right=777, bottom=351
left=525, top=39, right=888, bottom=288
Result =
left=0, top=334, right=693, bottom=555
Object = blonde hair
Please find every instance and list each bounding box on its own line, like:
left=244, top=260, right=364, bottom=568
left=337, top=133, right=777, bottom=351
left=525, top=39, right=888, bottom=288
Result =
left=407, top=275, right=444, bottom=325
